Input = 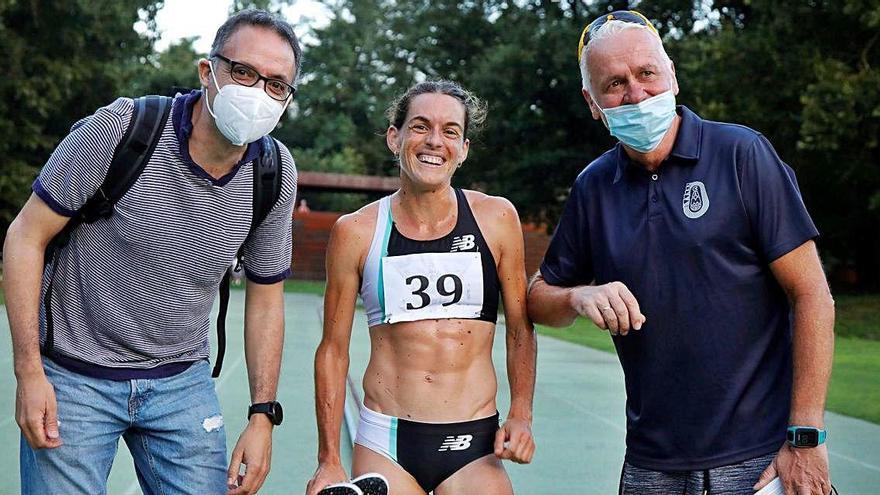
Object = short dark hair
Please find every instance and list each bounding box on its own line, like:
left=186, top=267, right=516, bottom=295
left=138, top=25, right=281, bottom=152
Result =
left=386, top=80, right=488, bottom=139
left=209, top=9, right=302, bottom=84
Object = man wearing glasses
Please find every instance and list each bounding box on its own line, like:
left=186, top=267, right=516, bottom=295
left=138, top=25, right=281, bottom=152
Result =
left=5, top=9, right=299, bottom=495
left=528, top=10, right=835, bottom=495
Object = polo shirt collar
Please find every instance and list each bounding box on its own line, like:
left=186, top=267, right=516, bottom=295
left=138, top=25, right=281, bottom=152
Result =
left=612, top=105, right=703, bottom=184
left=171, top=89, right=263, bottom=186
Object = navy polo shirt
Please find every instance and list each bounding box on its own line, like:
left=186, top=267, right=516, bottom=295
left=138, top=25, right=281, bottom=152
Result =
left=541, top=106, right=818, bottom=471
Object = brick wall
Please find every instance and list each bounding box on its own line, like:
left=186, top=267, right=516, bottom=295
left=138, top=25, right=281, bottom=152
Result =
left=290, top=211, right=551, bottom=281
left=290, top=211, right=343, bottom=280
left=522, top=222, right=552, bottom=277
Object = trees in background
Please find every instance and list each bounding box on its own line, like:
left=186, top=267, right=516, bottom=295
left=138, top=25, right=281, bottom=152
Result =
left=0, top=0, right=876, bottom=287
left=670, top=0, right=880, bottom=286
left=289, top=0, right=880, bottom=287
left=0, top=0, right=161, bottom=231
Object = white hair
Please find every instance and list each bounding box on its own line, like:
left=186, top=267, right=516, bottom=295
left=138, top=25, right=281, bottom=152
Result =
left=579, top=20, right=672, bottom=93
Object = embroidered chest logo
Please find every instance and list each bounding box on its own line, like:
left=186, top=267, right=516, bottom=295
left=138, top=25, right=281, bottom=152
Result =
left=438, top=434, right=473, bottom=452
left=450, top=234, right=476, bottom=252
left=682, top=181, right=710, bottom=219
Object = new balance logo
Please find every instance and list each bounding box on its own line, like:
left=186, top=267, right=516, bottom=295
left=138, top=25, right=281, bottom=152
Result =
left=450, top=234, right=476, bottom=252
left=438, top=434, right=473, bottom=452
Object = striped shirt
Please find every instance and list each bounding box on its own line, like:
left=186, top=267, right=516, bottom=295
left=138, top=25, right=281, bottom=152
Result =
left=33, top=90, right=296, bottom=376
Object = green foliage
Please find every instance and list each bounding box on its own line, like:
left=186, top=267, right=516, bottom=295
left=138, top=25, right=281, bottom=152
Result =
left=290, top=145, right=370, bottom=211
left=0, top=0, right=878, bottom=287
left=290, top=0, right=614, bottom=223
left=125, top=37, right=203, bottom=96
left=288, top=0, right=880, bottom=286
left=833, top=294, right=880, bottom=341
left=0, top=0, right=160, bottom=232
left=670, top=0, right=880, bottom=286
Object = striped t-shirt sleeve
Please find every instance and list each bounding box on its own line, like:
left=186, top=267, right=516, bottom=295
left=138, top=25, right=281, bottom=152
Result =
left=33, top=98, right=132, bottom=216
left=242, top=139, right=296, bottom=283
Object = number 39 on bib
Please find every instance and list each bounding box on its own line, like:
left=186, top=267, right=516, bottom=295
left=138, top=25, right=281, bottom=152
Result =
left=381, top=252, right=484, bottom=324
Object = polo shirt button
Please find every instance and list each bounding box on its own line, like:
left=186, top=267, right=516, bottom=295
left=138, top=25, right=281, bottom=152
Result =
left=651, top=195, right=658, bottom=203
left=651, top=174, right=659, bottom=181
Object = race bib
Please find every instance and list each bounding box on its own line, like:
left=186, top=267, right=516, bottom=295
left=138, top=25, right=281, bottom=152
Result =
left=382, top=252, right=484, bottom=324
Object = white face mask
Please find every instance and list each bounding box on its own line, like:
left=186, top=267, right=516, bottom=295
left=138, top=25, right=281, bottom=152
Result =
left=204, top=60, right=289, bottom=146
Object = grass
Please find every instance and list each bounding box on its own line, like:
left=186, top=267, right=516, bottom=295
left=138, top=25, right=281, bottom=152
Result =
left=535, top=293, right=880, bottom=424
left=826, top=337, right=880, bottom=424
left=283, top=279, right=325, bottom=296
left=228, top=278, right=326, bottom=296
left=833, top=294, right=880, bottom=340
left=535, top=322, right=617, bottom=354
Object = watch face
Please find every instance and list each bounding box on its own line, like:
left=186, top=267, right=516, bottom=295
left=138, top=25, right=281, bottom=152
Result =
left=271, top=401, right=284, bottom=425
left=795, top=429, right=819, bottom=446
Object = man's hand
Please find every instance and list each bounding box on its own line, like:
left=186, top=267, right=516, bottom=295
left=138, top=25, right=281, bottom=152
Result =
left=305, top=461, right=349, bottom=495
left=569, top=282, right=646, bottom=335
left=226, top=415, right=274, bottom=495
left=494, top=417, right=535, bottom=464
left=16, top=371, right=62, bottom=449
left=754, top=443, right=831, bottom=495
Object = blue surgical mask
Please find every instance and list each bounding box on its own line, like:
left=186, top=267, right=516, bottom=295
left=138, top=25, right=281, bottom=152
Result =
left=597, top=90, right=677, bottom=153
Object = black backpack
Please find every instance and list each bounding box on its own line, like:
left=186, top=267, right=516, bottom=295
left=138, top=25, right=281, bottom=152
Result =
left=42, top=95, right=283, bottom=378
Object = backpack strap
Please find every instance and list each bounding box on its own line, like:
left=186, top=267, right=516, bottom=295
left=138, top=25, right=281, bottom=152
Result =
left=212, top=135, right=283, bottom=378
left=83, top=95, right=173, bottom=221
left=252, top=136, right=284, bottom=232
left=43, top=95, right=172, bottom=358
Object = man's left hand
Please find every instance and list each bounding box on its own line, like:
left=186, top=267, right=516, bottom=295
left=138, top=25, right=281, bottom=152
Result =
left=494, top=417, right=535, bottom=464
left=226, top=415, right=274, bottom=495
left=754, top=443, right=831, bottom=495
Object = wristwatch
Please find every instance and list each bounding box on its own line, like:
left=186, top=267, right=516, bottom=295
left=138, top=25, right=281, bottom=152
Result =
left=786, top=426, right=826, bottom=448
left=248, top=401, right=284, bottom=426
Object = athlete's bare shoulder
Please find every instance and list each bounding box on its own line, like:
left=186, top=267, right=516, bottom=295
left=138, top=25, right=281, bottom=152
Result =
left=462, top=189, right=519, bottom=227
left=334, top=199, right=381, bottom=238
left=329, top=198, right=384, bottom=271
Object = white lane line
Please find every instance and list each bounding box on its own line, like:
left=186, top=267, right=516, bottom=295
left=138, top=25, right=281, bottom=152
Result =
left=829, top=449, right=880, bottom=472
left=548, top=391, right=626, bottom=434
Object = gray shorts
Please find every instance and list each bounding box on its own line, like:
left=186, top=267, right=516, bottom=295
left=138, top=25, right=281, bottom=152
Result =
left=619, top=452, right=776, bottom=495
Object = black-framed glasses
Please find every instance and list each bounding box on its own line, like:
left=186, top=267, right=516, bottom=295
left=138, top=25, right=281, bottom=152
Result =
left=212, top=54, right=296, bottom=101
left=577, top=10, right=659, bottom=62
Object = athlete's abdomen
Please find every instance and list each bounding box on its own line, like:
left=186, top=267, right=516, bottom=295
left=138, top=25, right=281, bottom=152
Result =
left=362, top=318, right=498, bottom=422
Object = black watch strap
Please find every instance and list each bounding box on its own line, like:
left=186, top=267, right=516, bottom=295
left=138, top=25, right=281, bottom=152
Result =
left=248, top=401, right=283, bottom=426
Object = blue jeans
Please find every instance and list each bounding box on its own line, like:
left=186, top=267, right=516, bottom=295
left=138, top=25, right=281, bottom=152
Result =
left=20, top=358, right=228, bottom=494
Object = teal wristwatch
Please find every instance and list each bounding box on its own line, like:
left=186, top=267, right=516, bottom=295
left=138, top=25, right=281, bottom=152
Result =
left=787, top=426, right=826, bottom=448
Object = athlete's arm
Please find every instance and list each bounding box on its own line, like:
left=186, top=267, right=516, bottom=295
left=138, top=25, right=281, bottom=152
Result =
left=754, top=240, right=834, bottom=495
left=477, top=196, right=537, bottom=464
left=307, top=213, right=366, bottom=495
left=227, top=278, right=285, bottom=494
left=4, top=193, right=70, bottom=449
left=526, top=274, right=581, bottom=327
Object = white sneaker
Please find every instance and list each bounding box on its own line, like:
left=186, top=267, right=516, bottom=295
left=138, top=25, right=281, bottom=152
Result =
left=350, top=472, right=389, bottom=495
left=317, top=482, right=363, bottom=495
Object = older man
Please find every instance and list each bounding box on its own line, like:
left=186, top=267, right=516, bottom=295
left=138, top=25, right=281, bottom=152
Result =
left=528, top=10, right=835, bottom=495
left=5, top=9, right=299, bottom=495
